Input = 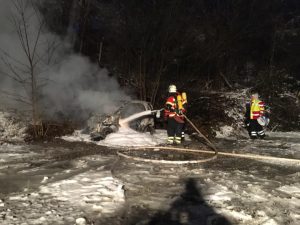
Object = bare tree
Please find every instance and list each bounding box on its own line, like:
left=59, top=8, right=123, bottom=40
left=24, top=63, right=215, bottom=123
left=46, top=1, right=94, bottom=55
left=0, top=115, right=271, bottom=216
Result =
left=0, top=0, right=58, bottom=137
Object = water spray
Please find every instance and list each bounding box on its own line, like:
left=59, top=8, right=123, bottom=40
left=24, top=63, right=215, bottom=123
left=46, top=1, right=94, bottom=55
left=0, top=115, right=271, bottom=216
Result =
left=118, top=109, right=164, bottom=127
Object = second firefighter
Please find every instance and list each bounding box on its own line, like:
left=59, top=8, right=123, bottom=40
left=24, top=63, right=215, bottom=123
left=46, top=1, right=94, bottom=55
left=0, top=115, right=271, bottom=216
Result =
left=244, top=92, right=267, bottom=139
left=164, top=84, right=187, bottom=144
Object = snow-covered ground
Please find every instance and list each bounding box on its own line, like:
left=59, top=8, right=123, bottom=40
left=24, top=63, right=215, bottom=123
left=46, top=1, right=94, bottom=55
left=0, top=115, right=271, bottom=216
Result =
left=0, top=131, right=299, bottom=225
left=217, top=131, right=300, bottom=160
left=0, top=150, right=124, bottom=225
left=199, top=165, right=300, bottom=225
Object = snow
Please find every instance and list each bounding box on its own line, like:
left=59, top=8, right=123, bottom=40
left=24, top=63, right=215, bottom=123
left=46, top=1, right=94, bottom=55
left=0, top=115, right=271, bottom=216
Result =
left=101, top=128, right=167, bottom=147
left=0, top=131, right=299, bottom=225
left=76, top=217, right=87, bottom=225
left=278, top=184, right=300, bottom=196
left=40, top=171, right=125, bottom=215
left=201, top=168, right=300, bottom=224
left=62, top=128, right=168, bottom=147
left=61, top=130, right=92, bottom=143
left=215, top=89, right=249, bottom=137
left=215, top=125, right=234, bottom=138
left=269, top=132, right=300, bottom=139
left=221, top=209, right=253, bottom=222
left=0, top=111, right=27, bottom=141
left=0, top=154, right=125, bottom=224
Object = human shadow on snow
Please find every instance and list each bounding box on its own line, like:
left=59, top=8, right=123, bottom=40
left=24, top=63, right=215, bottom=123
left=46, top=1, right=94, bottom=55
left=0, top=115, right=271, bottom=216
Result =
left=147, top=178, right=232, bottom=225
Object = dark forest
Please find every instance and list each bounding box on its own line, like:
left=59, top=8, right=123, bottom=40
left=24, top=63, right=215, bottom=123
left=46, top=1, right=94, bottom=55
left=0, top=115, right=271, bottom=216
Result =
left=42, top=0, right=299, bottom=95
left=38, top=0, right=300, bottom=132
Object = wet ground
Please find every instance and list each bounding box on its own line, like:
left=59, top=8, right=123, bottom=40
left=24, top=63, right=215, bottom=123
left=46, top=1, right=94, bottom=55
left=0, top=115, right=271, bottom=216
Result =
left=0, top=133, right=299, bottom=225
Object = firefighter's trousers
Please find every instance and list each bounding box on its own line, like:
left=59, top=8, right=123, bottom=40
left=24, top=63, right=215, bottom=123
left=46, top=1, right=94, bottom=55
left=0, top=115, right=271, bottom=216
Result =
left=167, top=117, right=183, bottom=144
left=249, top=119, right=265, bottom=139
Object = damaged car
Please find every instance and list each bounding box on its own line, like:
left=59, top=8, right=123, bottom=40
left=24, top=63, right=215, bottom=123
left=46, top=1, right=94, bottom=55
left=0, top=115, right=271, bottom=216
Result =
left=86, top=101, right=156, bottom=141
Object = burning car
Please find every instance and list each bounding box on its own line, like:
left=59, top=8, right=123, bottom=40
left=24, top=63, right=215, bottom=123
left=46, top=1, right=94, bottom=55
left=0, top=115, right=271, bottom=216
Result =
left=86, top=101, right=156, bottom=141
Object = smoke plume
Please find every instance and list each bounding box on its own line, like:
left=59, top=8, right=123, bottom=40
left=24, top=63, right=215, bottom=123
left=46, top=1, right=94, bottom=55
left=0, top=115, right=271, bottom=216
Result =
left=0, top=0, right=129, bottom=120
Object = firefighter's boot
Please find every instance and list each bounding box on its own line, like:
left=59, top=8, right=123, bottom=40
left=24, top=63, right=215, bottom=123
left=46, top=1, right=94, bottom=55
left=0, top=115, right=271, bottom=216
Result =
left=175, top=136, right=182, bottom=145
left=167, top=136, right=175, bottom=145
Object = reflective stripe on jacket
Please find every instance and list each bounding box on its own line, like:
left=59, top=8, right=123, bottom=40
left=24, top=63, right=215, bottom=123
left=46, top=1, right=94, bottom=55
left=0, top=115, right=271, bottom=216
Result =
left=250, top=99, right=265, bottom=120
left=165, top=95, right=177, bottom=117
left=164, top=93, right=186, bottom=119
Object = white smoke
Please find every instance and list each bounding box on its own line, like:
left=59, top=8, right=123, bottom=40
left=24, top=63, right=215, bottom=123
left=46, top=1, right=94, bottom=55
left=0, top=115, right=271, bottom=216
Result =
left=43, top=55, right=129, bottom=119
left=0, top=0, right=129, bottom=120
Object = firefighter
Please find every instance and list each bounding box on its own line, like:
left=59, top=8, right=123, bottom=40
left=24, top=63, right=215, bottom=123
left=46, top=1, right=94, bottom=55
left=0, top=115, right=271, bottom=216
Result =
left=164, top=84, right=187, bottom=144
left=245, top=92, right=266, bottom=139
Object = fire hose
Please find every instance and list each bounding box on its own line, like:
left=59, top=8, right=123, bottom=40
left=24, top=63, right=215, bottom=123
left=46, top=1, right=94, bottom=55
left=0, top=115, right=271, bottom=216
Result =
left=117, top=113, right=300, bottom=165
left=117, top=114, right=219, bottom=164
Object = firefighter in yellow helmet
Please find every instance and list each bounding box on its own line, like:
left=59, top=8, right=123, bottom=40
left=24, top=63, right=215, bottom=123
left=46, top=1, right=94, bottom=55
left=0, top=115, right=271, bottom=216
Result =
left=164, top=84, right=187, bottom=144
left=244, top=92, right=266, bottom=139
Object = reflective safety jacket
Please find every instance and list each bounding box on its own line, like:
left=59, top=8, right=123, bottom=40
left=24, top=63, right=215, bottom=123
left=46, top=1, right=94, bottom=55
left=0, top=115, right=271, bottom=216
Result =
left=164, top=93, right=187, bottom=123
left=250, top=99, right=265, bottom=120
